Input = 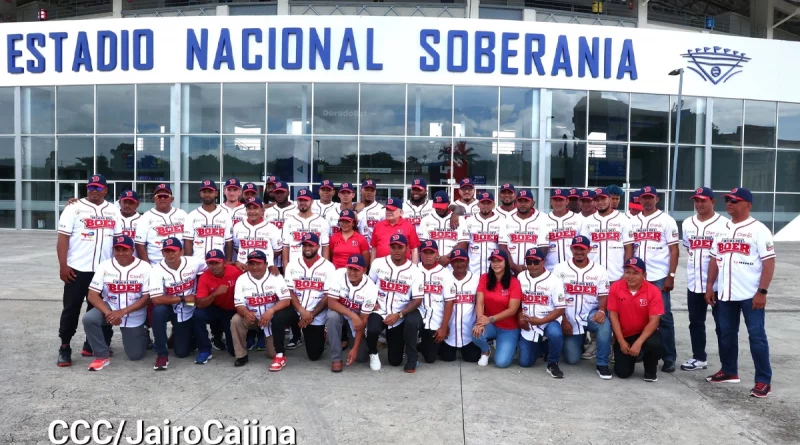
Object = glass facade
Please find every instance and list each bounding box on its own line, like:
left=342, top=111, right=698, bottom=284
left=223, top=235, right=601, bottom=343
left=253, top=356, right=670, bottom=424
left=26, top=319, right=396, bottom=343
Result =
left=2, top=84, right=797, bottom=234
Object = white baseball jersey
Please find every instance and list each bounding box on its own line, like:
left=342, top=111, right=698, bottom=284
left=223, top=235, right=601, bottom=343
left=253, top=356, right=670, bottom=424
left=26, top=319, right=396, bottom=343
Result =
left=281, top=213, right=331, bottom=265
left=284, top=256, right=336, bottom=326
left=233, top=272, right=291, bottom=336
left=518, top=270, right=567, bottom=342
left=682, top=213, right=730, bottom=293
left=445, top=271, right=479, bottom=348
left=368, top=256, right=424, bottom=329
left=326, top=269, right=379, bottom=336
left=417, top=264, right=456, bottom=330
left=630, top=211, right=680, bottom=281
left=552, top=260, right=609, bottom=335
left=710, top=217, right=775, bottom=302
left=403, top=199, right=434, bottom=227
left=501, top=211, right=549, bottom=267
left=232, top=218, right=281, bottom=266
left=357, top=201, right=385, bottom=244
left=454, top=199, right=479, bottom=219
left=542, top=211, right=584, bottom=271
left=149, top=256, right=207, bottom=322
left=465, top=213, right=507, bottom=276
left=221, top=202, right=247, bottom=226
left=135, top=207, right=190, bottom=265
left=185, top=206, right=233, bottom=259
left=580, top=211, right=634, bottom=281
left=312, top=200, right=337, bottom=218
left=416, top=212, right=469, bottom=257
left=119, top=213, right=142, bottom=239
left=264, top=202, right=297, bottom=267
left=88, top=258, right=152, bottom=328
left=496, top=206, right=518, bottom=219
left=58, top=199, right=122, bottom=272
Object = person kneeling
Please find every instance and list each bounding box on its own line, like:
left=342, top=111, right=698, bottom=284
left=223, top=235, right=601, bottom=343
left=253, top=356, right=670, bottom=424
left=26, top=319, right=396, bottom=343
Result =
left=325, top=255, right=375, bottom=372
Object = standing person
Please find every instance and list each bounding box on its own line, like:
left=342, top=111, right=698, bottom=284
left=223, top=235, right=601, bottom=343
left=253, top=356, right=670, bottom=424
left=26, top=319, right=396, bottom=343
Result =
left=496, top=183, right=518, bottom=218
left=82, top=235, right=152, bottom=371
left=416, top=240, right=456, bottom=364
left=705, top=187, right=775, bottom=398
left=465, top=192, right=506, bottom=276
left=220, top=178, right=246, bottom=225
left=232, top=197, right=281, bottom=274
left=356, top=179, right=384, bottom=244
left=517, top=247, right=567, bottom=378
left=543, top=189, right=584, bottom=271
left=241, top=182, right=260, bottom=201
left=118, top=190, right=142, bottom=241
left=262, top=176, right=280, bottom=207
left=281, top=187, right=331, bottom=266
left=370, top=198, right=420, bottom=262
left=472, top=249, right=522, bottom=368
left=135, top=184, right=189, bottom=265
left=440, top=249, right=482, bottom=363
left=607, top=185, right=624, bottom=211
left=579, top=189, right=596, bottom=218
left=184, top=180, right=233, bottom=261
left=312, top=179, right=337, bottom=218
left=403, top=178, right=434, bottom=227
left=453, top=178, right=479, bottom=218
left=194, top=249, right=243, bottom=357
left=608, top=258, right=664, bottom=381
left=553, top=236, right=613, bottom=379
left=580, top=187, right=634, bottom=282
left=627, top=191, right=643, bottom=218
left=263, top=181, right=297, bottom=269
left=367, top=234, right=425, bottom=372
left=329, top=209, right=371, bottom=269
left=416, top=191, right=470, bottom=265
left=567, top=188, right=581, bottom=214
left=500, top=189, right=548, bottom=274
left=57, top=174, right=121, bottom=367
left=328, top=182, right=359, bottom=235
left=680, top=187, right=728, bottom=372
left=629, top=186, right=680, bottom=373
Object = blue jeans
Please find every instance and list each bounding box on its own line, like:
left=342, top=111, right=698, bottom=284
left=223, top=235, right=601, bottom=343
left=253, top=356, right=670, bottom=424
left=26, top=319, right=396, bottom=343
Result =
left=518, top=321, right=563, bottom=367
left=191, top=306, right=229, bottom=355
left=687, top=290, right=721, bottom=362
left=562, top=309, right=611, bottom=366
left=649, top=277, right=676, bottom=363
left=717, top=299, right=772, bottom=385
left=472, top=323, right=520, bottom=368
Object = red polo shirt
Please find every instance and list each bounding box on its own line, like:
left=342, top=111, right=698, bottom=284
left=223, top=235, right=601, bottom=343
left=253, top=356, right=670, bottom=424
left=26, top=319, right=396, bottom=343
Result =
left=196, top=264, right=243, bottom=311
left=329, top=231, right=370, bottom=269
left=371, top=217, right=420, bottom=259
left=477, top=274, right=523, bottom=330
left=607, top=280, right=664, bottom=338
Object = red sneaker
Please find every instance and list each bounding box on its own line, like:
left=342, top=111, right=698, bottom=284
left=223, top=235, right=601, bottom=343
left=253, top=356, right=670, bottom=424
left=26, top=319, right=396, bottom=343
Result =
left=750, top=383, right=772, bottom=398
left=88, top=358, right=110, bottom=371
left=269, top=356, right=287, bottom=372
left=154, top=355, right=169, bottom=371
left=706, top=370, right=740, bottom=383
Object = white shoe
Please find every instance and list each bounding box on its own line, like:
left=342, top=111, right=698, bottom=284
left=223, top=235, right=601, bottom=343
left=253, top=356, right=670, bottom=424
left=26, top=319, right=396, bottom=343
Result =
left=369, top=354, right=381, bottom=371
left=477, top=354, right=490, bottom=367
left=581, top=340, right=597, bottom=360
left=680, top=359, right=708, bottom=371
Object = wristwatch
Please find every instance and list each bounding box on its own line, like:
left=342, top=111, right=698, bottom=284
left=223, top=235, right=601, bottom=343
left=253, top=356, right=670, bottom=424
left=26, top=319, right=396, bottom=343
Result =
left=398, top=312, right=404, bottom=319
left=180, top=295, right=186, bottom=304
left=489, top=316, right=495, bottom=324
left=758, top=288, right=768, bottom=295
left=668, top=272, right=676, bottom=278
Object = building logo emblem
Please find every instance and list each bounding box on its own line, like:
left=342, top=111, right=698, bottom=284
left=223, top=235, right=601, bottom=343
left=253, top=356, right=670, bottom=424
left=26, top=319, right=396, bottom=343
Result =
left=681, top=47, right=751, bottom=85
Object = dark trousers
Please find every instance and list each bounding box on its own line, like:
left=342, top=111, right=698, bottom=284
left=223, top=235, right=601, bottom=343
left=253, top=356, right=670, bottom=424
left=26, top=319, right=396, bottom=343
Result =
left=366, top=311, right=422, bottom=367
left=717, top=299, right=772, bottom=384
left=59, top=269, right=113, bottom=346
left=194, top=306, right=237, bottom=356
left=271, top=308, right=325, bottom=360
left=419, top=328, right=441, bottom=364
left=438, top=341, right=482, bottom=363
left=613, top=332, right=662, bottom=379
left=152, top=305, right=196, bottom=358
left=687, top=290, right=721, bottom=362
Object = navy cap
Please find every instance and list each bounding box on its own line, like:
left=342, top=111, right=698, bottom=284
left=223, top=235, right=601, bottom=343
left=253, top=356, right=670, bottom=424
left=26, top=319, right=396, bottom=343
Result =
left=224, top=178, right=241, bottom=189
left=579, top=189, right=596, bottom=200
left=245, top=197, right=263, bottom=207
left=389, top=233, right=408, bottom=246
left=87, top=174, right=107, bottom=189
left=162, top=237, right=183, bottom=251
left=361, top=179, right=377, bottom=190
left=568, top=188, right=580, bottom=198
left=411, top=178, right=427, bottom=190
left=629, top=190, right=642, bottom=204
left=199, top=179, right=218, bottom=192
left=119, top=190, right=139, bottom=203
left=517, top=189, right=534, bottom=201
left=692, top=187, right=715, bottom=200
left=346, top=254, right=367, bottom=270
left=550, top=188, right=568, bottom=199
left=299, top=232, right=320, bottom=246
left=340, top=182, right=355, bottom=193
left=385, top=198, right=402, bottom=211
left=478, top=192, right=494, bottom=202
left=459, top=178, right=475, bottom=189
left=296, top=188, right=313, bottom=201
left=525, top=247, right=545, bottom=260
left=205, top=249, right=225, bottom=263
left=432, top=191, right=450, bottom=209
left=154, top=183, right=172, bottom=195
left=500, top=183, right=516, bottom=193
left=339, top=209, right=357, bottom=221
left=726, top=187, right=753, bottom=203
left=266, top=176, right=279, bottom=184
left=242, top=183, right=259, bottom=195
left=272, top=181, right=288, bottom=192
left=319, top=179, right=335, bottom=190
left=489, top=248, right=509, bottom=262
left=594, top=187, right=610, bottom=198
left=571, top=235, right=591, bottom=250
left=420, top=239, right=439, bottom=252
left=624, top=257, right=646, bottom=274
left=247, top=250, right=267, bottom=263
left=449, top=248, right=468, bottom=262
left=640, top=186, right=658, bottom=197
left=112, top=235, right=134, bottom=250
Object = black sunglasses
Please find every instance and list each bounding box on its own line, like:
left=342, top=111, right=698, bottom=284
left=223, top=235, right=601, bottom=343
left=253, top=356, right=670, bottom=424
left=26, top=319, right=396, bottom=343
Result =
left=724, top=197, right=742, bottom=204
left=525, top=259, right=542, bottom=266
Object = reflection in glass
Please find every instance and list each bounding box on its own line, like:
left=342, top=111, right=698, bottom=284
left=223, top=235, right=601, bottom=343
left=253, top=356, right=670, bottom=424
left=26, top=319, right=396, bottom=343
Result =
left=57, top=86, right=94, bottom=134
left=407, top=85, right=453, bottom=137
left=588, top=92, right=629, bottom=142
left=544, top=89, right=586, bottom=140
left=778, top=103, right=800, bottom=148
left=743, top=101, right=776, bottom=147
left=312, top=137, right=357, bottom=183
left=360, top=85, right=405, bottom=136
left=359, top=137, right=405, bottom=184
left=630, top=94, right=669, bottom=143
left=223, top=136, right=265, bottom=182
left=588, top=143, right=626, bottom=187
left=268, top=84, right=311, bottom=135
left=22, top=86, right=56, bottom=135
left=711, top=147, right=742, bottom=190
left=712, top=98, right=742, bottom=146
left=22, top=137, right=55, bottom=180
left=751, top=193, right=774, bottom=231
left=498, top=140, right=537, bottom=187
left=775, top=194, right=800, bottom=234
left=671, top=96, right=706, bottom=145
left=742, top=149, right=775, bottom=192
left=97, top=85, right=135, bottom=134
left=630, top=145, right=668, bottom=189
left=0, top=137, right=14, bottom=180
left=23, top=181, right=56, bottom=229
left=0, top=181, right=14, bottom=228
left=223, top=83, right=266, bottom=135
left=181, top=84, right=220, bottom=134
left=181, top=136, right=220, bottom=181
left=137, top=137, right=171, bottom=182
left=545, top=140, right=585, bottom=187
left=500, top=88, right=539, bottom=139
left=314, top=84, right=358, bottom=135
left=0, top=88, right=14, bottom=134
left=267, top=136, right=311, bottom=183
left=454, top=86, right=498, bottom=137
left=57, top=137, right=93, bottom=180
left=96, top=137, right=134, bottom=181
left=672, top=191, right=703, bottom=231
left=406, top=138, right=451, bottom=186
left=776, top=150, right=800, bottom=192
left=454, top=139, right=498, bottom=187
left=180, top=182, right=204, bottom=213
left=671, top=145, right=704, bottom=191
left=137, top=84, right=173, bottom=134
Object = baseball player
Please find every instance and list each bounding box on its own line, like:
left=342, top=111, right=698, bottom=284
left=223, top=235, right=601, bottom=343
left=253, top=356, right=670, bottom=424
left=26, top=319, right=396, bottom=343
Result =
left=705, top=187, right=775, bottom=398
left=264, top=181, right=297, bottom=268
left=607, top=185, right=624, bottom=211
left=149, top=237, right=209, bottom=370
left=232, top=197, right=281, bottom=274
left=416, top=191, right=470, bottom=266
left=465, top=192, right=507, bottom=276
left=184, top=180, right=233, bottom=261
left=82, top=235, right=152, bottom=371
left=553, top=236, right=612, bottom=379
left=193, top=249, right=243, bottom=357
left=262, top=175, right=280, bottom=206
left=356, top=179, right=385, bottom=244
left=325, top=255, right=377, bottom=371
left=118, top=190, right=142, bottom=241
left=499, top=188, right=548, bottom=274
left=629, top=185, right=680, bottom=373
left=627, top=190, right=643, bottom=217
left=367, top=234, right=425, bottom=373
left=680, top=187, right=728, bottom=372
left=327, top=182, right=360, bottom=236
left=134, top=184, right=189, bottom=265
left=580, top=187, right=634, bottom=282
left=440, top=249, right=482, bottom=363
left=57, top=174, right=121, bottom=367
left=453, top=178, right=479, bottom=218
left=567, top=188, right=581, bottom=214
left=281, top=187, right=331, bottom=266
left=312, top=179, right=337, bottom=218
left=517, top=247, right=567, bottom=378
left=403, top=178, right=434, bottom=227
left=230, top=250, right=292, bottom=369
left=220, top=178, right=246, bottom=224
left=578, top=189, right=596, bottom=218
left=241, top=182, right=260, bottom=201
left=543, top=189, right=584, bottom=271
left=496, top=183, right=518, bottom=218
left=417, top=240, right=456, bottom=364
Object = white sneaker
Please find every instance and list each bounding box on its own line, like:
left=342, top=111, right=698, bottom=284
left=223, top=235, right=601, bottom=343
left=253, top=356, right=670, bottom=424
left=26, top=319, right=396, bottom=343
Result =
left=477, top=354, right=490, bottom=367
left=680, top=359, right=708, bottom=371
left=581, top=340, right=597, bottom=360
left=369, top=353, right=382, bottom=371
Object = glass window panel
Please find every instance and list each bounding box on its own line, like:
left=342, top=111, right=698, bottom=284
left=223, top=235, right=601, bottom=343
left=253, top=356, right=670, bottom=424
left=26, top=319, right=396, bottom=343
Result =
left=545, top=140, right=585, bottom=187
left=268, top=83, right=310, bottom=135
left=742, top=149, right=775, bottom=192
left=222, top=135, right=265, bottom=182
left=181, top=84, right=220, bottom=134
left=267, top=136, right=311, bottom=183
left=57, top=86, right=93, bottom=134
left=137, top=84, right=173, bottom=134
left=0, top=88, right=13, bottom=134
left=499, top=88, right=539, bottom=139
left=778, top=103, right=800, bottom=149
left=137, top=137, right=171, bottom=182
left=630, top=94, right=669, bottom=143
left=407, top=85, right=453, bottom=137
left=711, top=147, right=742, bottom=190
left=57, top=137, right=93, bottom=181
left=106, top=182, right=133, bottom=204
left=630, top=145, right=668, bottom=189
left=22, top=181, right=56, bottom=229
left=181, top=136, right=220, bottom=181
left=451, top=138, right=497, bottom=187
left=671, top=96, right=706, bottom=145
left=22, top=86, right=55, bottom=135
left=135, top=182, right=176, bottom=213
left=96, top=137, right=134, bottom=181
left=588, top=143, right=626, bottom=187
left=498, top=140, right=537, bottom=187
left=454, top=86, right=498, bottom=138
left=711, top=98, right=742, bottom=146
left=0, top=181, right=14, bottom=228
left=743, top=101, right=776, bottom=147
left=776, top=151, right=800, bottom=192
left=775, top=194, right=800, bottom=234
left=544, top=89, right=587, bottom=140
left=671, top=191, right=710, bottom=233
left=313, top=83, right=358, bottom=135
left=179, top=182, right=205, bottom=213
left=359, top=137, right=405, bottom=185
left=751, top=193, right=774, bottom=232
left=588, top=91, right=629, bottom=142
left=406, top=137, right=451, bottom=187
left=312, top=137, right=357, bottom=184
left=22, top=137, right=55, bottom=180
left=670, top=145, right=705, bottom=191
left=223, top=83, right=266, bottom=135
left=0, top=137, right=13, bottom=180
left=360, top=85, right=405, bottom=136
left=96, top=85, right=134, bottom=134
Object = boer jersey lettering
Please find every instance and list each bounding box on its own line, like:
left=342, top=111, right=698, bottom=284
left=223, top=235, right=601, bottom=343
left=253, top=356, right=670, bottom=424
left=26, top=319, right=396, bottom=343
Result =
left=88, top=258, right=151, bottom=328
left=682, top=213, right=729, bottom=293
left=58, top=199, right=122, bottom=272
left=135, top=207, right=190, bottom=265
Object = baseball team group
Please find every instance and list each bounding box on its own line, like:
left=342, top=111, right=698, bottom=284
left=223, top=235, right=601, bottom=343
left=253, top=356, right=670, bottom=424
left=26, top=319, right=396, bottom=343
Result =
left=54, top=173, right=776, bottom=398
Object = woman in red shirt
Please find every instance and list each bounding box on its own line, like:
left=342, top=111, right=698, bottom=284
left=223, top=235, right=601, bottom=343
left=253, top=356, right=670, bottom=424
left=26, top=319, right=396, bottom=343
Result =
left=472, top=249, right=522, bottom=368
left=329, top=209, right=371, bottom=269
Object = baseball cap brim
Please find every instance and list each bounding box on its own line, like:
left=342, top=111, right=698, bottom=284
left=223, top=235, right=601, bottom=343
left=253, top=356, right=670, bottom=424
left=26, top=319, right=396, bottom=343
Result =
left=550, top=196, right=567, bottom=200
left=691, top=194, right=711, bottom=200
left=119, top=197, right=139, bottom=203
left=386, top=205, right=400, bottom=211
left=113, top=242, right=133, bottom=249
left=205, top=257, right=225, bottom=263
left=154, top=188, right=172, bottom=195
left=411, top=185, right=425, bottom=190
left=579, top=196, right=594, bottom=201
left=162, top=245, right=181, bottom=251
left=525, top=254, right=543, bottom=260
left=432, top=203, right=450, bottom=210
left=87, top=183, right=107, bottom=189
left=594, top=193, right=609, bottom=198
left=361, top=184, right=376, bottom=190
left=516, top=196, right=533, bottom=201
left=346, top=264, right=365, bottom=271
left=725, top=194, right=746, bottom=202
left=640, top=192, right=657, bottom=197
left=489, top=253, right=507, bottom=261
left=571, top=244, right=590, bottom=250
left=450, top=256, right=468, bottom=262
left=629, top=203, right=643, bottom=210
left=624, top=264, right=644, bottom=273
left=339, top=215, right=354, bottom=221
left=459, top=184, right=474, bottom=189
left=273, top=186, right=288, bottom=192
left=479, top=198, right=494, bottom=203
left=199, top=186, right=217, bottom=192
left=319, top=185, right=335, bottom=190
left=296, top=196, right=313, bottom=201
left=389, top=240, right=407, bottom=246
left=421, top=246, right=437, bottom=252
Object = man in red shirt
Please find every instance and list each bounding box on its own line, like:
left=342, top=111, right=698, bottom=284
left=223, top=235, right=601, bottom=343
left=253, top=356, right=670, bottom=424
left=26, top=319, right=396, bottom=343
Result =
left=194, top=249, right=244, bottom=357
left=608, top=257, right=664, bottom=381
left=370, top=198, right=420, bottom=263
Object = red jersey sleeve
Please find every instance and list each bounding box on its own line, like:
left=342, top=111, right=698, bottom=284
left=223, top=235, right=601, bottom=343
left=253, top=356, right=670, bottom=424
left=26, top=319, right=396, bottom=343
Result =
left=647, top=283, right=665, bottom=316
left=196, top=272, right=213, bottom=299
left=508, top=278, right=522, bottom=300
left=477, top=274, right=487, bottom=293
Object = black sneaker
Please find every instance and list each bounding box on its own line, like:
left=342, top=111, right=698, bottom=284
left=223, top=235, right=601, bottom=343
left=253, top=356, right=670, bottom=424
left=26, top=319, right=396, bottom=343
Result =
left=596, top=365, right=613, bottom=380
left=547, top=363, right=564, bottom=379
left=57, top=345, right=72, bottom=367
left=212, top=337, right=226, bottom=351
left=234, top=356, right=249, bottom=367
left=286, top=336, right=303, bottom=350
left=644, top=372, right=658, bottom=382
left=661, top=361, right=676, bottom=373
